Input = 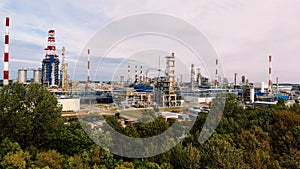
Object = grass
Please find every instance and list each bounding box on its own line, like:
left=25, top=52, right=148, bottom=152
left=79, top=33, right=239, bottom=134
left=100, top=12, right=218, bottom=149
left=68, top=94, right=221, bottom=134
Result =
left=119, top=109, right=144, bottom=119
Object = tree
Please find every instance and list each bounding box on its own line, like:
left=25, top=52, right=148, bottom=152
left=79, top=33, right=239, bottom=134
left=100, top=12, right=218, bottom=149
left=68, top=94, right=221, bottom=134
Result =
left=235, top=127, right=275, bottom=168
left=179, top=144, right=201, bottom=169
left=36, top=150, right=63, bottom=169
left=0, top=150, right=31, bottom=169
left=200, top=139, right=250, bottom=168
left=92, top=147, right=101, bottom=165
left=115, top=162, right=134, bottom=169
left=53, top=119, right=94, bottom=155
left=277, top=98, right=286, bottom=107
left=171, top=143, right=201, bottom=169
left=63, top=154, right=89, bottom=169
left=0, top=138, right=22, bottom=161
left=224, top=93, right=239, bottom=117
left=0, top=83, right=63, bottom=149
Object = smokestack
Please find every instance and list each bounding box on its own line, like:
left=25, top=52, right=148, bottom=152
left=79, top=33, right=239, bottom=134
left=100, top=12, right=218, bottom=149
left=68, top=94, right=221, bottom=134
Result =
left=87, top=49, right=90, bottom=83
left=268, top=55, right=272, bottom=92
left=276, top=77, right=279, bottom=93
left=215, top=58, right=219, bottom=88
left=234, top=73, right=237, bottom=88
left=145, top=71, right=149, bottom=83
left=191, top=64, right=195, bottom=89
left=127, top=65, right=130, bottom=82
left=197, top=68, right=202, bottom=87
left=3, top=17, right=9, bottom=85
left=135, top=65, right=138, bottom=83
left=140, top=65, right=143, bottom=83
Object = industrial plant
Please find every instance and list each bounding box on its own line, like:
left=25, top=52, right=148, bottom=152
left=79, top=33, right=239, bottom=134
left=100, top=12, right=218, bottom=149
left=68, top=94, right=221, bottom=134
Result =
left=1, top=16, right=300, bottom=121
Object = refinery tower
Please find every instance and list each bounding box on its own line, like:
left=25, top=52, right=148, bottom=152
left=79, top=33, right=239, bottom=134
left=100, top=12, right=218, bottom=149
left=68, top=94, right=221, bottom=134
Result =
left=41, top=30, right=60, bottom=86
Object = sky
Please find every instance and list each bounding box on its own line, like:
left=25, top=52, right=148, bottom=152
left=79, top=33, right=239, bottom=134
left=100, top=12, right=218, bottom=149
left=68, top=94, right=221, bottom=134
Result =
left=0, top=0, right=299, bottom=83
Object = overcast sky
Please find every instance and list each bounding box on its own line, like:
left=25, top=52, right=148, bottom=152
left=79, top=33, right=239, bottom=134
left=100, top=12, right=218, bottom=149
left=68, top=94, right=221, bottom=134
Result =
left=0, top=0, right=299, bottom=83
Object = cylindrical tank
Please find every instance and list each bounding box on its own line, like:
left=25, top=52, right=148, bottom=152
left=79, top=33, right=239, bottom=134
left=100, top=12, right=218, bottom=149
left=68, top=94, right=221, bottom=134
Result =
left=261, top=82, right=265, bottom=93
left=250, top=88, right=255, bottom=103
left=33, top=68, right=42, bottom=84
left=18, top=69, right=27, bottom=84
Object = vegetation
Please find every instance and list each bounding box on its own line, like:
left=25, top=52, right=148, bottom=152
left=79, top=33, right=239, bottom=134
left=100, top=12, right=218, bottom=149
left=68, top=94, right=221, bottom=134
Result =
left=0, top=84, right=300, bottom=168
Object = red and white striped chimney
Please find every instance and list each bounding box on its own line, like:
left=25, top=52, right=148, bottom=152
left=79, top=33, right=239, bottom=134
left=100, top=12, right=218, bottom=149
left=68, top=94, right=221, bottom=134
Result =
left=215, top=58, right=219, bottom=88
left=140, top=65, right=143, bottom=83
left=87, top=49, right=90, bottom=83
left=135, top=65, right=138, bottom=83
left=268, top=55, right=272, bottom=91
left=3, top=17, right=9, bottom=85
left=127, top=65, right=130, bottom=82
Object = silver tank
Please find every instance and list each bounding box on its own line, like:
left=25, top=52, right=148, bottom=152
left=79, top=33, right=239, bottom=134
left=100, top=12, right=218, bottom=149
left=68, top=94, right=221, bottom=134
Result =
left=33, top=68, right=42, bottom=84
left=18, top=69, right=27, bottom=84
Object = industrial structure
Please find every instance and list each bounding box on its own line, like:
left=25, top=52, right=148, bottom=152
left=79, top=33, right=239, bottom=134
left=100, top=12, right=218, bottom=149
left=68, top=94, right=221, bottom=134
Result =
left=215, top=58, right=219, bottom=88
left=1, top=16, right=300, bottom=115
left=190, top=64, right=195, bottom=89
left=3, top=17, right=9, bottom=85
left=60, top=47, right=69, bottom=92
left=17, top=68, right=42, bottom=84
left=268, top=55, right=272, bottom=92
left=41, top=29, right=60, bottom=87
left=87, top=49, right=91, bottom=84
left=153, top=52, right=181, bottom=107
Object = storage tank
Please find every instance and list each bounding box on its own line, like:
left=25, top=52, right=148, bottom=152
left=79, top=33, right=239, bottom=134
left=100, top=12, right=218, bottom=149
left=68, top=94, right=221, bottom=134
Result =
left=18, top=69, right=27, bottom=84
left=261, top=82, right=265, bottom=93
left=33, top=68, right=42, bottom=84
left=250, top=88, right=255, bottom=103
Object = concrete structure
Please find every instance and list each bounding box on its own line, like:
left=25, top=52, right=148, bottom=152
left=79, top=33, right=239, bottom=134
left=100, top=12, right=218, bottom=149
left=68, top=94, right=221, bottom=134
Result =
left=57, top=98, right=80, bottom=112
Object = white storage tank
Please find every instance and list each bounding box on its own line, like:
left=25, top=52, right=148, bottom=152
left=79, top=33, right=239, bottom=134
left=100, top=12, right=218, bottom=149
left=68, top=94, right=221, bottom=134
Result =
left=33, top=68, right=42, bottom=84
left=250, top=88, right=255, bottom=103
left=18, top=69, right=27, bottom=84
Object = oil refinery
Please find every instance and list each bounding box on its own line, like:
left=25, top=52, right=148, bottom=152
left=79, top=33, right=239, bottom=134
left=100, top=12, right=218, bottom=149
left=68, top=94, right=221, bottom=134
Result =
left=1, top=16, right=300, bottom=120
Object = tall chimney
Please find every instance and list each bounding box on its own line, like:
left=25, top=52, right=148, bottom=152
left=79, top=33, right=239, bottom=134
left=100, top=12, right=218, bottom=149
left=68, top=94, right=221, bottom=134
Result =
left=87, top=49, right=90, bottom=83
left=3, top=17, right=10, bottom=85
left=268, top=55, right=272, bottom=92
left=215, top=58, right=219, bottom=88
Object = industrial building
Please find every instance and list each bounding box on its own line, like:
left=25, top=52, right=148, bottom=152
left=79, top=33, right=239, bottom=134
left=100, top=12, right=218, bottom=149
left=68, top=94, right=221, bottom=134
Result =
left=41, top=29, right=60, bottom=87
left=153, top=53, right=182, bottom=107
left=17, top=68, right=42, bottom=84
left=1, top=16, right=300, bottom=116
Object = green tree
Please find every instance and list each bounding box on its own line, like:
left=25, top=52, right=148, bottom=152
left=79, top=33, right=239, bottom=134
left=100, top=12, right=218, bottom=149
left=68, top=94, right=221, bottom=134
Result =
left=36, top=150, right=63, bottom=169
left=100, top=149, right=116, bottom=169
left=63, top=154, right=89, bottom=169
left=160, top=163, right=173, bottom=169
left=277, top=98, right=286, bottom=107
left=200, top=139, right=250, bottom=168
left=0, top=138, right=22, bottom=160
left=224, top=93, right=239, bottom=117
left=115, top=162, right=134, bottom=169
left=54, top=119, right=94, bottom=155
left=0, top=83, right=63, bottom=149
left=171, top=143, right=201, bottom=169
left=0, top=150, right=31, bottom=169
